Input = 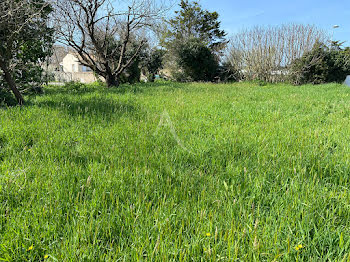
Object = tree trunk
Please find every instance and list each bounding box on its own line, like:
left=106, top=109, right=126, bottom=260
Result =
left=1, top=64, right=24, bottom=105
left=105, top=73, right=119, bottom=88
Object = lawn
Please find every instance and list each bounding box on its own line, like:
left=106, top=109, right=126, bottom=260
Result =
left=1, top=81, right=350, bottom=261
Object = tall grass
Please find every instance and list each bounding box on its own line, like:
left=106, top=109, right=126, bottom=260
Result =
left=1, top=81, right=350, bottom=261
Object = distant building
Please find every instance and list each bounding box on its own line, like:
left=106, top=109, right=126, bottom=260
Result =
left=46, top=45, right=69, bottom=72
left=45, top=46, right=101, bottom=84
left=46, top=46, right=151, bottom=84
left=61, top=53, right=92, bottom=73
left=59, top=53, right=98, bottom=83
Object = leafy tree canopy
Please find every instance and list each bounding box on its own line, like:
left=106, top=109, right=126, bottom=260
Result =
left=163, top=0, right=227, bottom=50
left=0, top=0, right=54, bottom=105
left=141, top=48, right=165, bottom=82
left=161, top=0, right=227, bottom=82
left=175, top=38, right=218, bottom=82
left=290, top=41, right=350, bottom=85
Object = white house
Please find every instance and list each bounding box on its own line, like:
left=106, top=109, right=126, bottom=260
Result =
left=61, top=53, right=92, bottom=73
left=58, top=53, right=99, bottom=83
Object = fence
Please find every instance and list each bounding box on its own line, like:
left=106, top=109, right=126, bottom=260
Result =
left=50, top=71, right=99, bottom=83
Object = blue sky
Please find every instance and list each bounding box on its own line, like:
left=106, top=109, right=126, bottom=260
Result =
left=197, top=0, right=350, bottom=46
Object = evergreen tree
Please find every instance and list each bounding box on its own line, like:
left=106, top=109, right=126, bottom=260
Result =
left=164, top=0, right=226, bottom=49
left=162, top=0, right=226, bottom=81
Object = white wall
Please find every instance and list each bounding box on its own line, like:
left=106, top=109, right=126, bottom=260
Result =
left=59, top=53, right=104, bottom=83
left=62, top=53, right=83, bottom=73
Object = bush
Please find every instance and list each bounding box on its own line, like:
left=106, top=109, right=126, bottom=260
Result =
left=120, top=59, right=141, bottom=84
left=0, top=64, right=46, bottom=97
left=252, top=79, right=268, bottom=86
left=175, top=38, right=219, bottom=82
left=216, top=62, right=240, bottom=82
left=15, top=64, right=46, bottom=94
left=290, top=42, right=350, bottom=85
left=142, top=49, right=165, bottom=82
left=0, top=87, right=17, bottom=107
left=63, top=81, right=86, bottom=91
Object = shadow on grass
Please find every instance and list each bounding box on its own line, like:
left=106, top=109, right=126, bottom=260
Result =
left=36, top=96, right=139, bottom=121
left=43, top=81, right=171, bottom=96
left=93, top=81, right=175, bottom=95
left=43, top=86, right=100, bottom=96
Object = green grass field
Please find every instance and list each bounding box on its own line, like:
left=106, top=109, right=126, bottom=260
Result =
left=1, top=81, right=350, bottom=261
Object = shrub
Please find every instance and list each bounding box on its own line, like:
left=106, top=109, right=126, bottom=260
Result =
left=229, top=24, right=327, bottom=83
left=252, top=79, right=268, bottom=86
left=216, top=62, right=240, bottom=82
left=63, top=81, right=86, bottom=91
left=161, top=0, right=226, bottom=82
left=289, top=42, right=350, bottom=85
left=120, top=59, right=142, bottom=84
left=0, top=64, right=46, bottom=97
left=0, top=87, right=17, bottom=107
left=175, top=38, right=219, bottom=82
left=142, top=49, right=165, bottom=82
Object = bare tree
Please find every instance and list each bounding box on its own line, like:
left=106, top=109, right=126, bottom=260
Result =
left=53, top=0, right=169, bottom=87
left=0, top=0, right=52, bottom=105
left=227, top=24, right=327, bottom=82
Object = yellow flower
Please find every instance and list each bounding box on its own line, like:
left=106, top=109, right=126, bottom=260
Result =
left=26, top=245, right=33, bottom=251
left=44, top=254, right=49, bottom=259
left=206, top=233, right=211, bottom=237
left=295, top=244, right=303, bottom=251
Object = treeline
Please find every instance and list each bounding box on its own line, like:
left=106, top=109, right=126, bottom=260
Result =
left=228, top=25, right=350, bottom=84
left=1, top=0, right=350, bottom=105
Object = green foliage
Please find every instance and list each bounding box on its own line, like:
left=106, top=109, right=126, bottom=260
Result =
left=290, top=42, right=350, bottom=85
left=162, top=0, right=226, bottom=81
left=0, top=87, right=17, bottom=107
left=1, top=82, right=350, bottom=260
left=164, top=0, right=226, bottom=49
left=63, top=81, right=86, bottom=91
left=142, top=49, right=165, bottom=82
left=96, top=35, right=145, bottom=85
left=252, top=79, right=268, bottom=86
left=175, top=38, right=218, bottom=82
left=0, top=0, right=54, bottom=104
left=120, top=59, right=142, bottom=84
left=216, top=62, right=240, bottom=82
left=62, top=81, right=108, bottom=94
